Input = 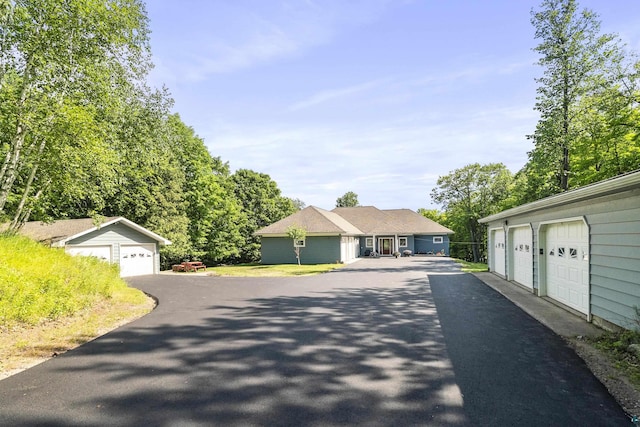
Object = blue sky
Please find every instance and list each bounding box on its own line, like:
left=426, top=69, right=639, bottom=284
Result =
left=145, top=1, right=640, bottom=211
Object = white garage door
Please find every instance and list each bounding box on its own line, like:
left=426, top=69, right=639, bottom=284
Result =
left=66, top=245, right=111, bottom=262
left=545, top=221, right=589, bottom=314
left=492, top=229, right=506, bottom=276
left=120, top=244, right=155, bottom=277
left=512, top=226, right=533, bottom=289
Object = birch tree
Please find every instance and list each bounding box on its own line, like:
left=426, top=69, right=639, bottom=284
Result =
left=0, top=0, right=151, bottom=225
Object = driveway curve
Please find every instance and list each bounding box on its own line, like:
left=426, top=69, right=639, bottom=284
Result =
left=0, top=257, right=628, bottom=426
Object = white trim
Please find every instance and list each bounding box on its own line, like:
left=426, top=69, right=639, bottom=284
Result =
left=433, top=236, right=444, bottom=244
left=398, top=236, right=408, bottom=247
left=294, top=238, right=306, bottom=247
left=365, top=237, right=374, bottom=248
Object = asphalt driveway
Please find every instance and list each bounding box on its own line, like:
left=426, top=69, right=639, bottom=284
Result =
left=0, top=257, right=628, bottom=426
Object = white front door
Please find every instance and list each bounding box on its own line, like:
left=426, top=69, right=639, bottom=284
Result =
left=545, top=221, right=589, bottom=314
left=119, top=244, right=155, bottom=277
left=512, top=226, right=533, bottom=289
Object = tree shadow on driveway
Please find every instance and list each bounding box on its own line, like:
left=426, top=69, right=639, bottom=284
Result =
left=0, top=273, right=468, bottom=426
left=0, top=259, right=628, bottom=426
left=428, top=272, right=627, bottom=426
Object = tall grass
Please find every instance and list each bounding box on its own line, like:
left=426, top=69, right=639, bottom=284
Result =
left=0, top=234, right=143, bottom=328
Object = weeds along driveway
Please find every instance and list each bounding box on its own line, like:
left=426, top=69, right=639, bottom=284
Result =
left=0, top=257, right=628, bottom=426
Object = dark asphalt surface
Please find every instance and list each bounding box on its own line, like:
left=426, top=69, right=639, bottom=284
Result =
left=0, top=257, right=629, bottom=426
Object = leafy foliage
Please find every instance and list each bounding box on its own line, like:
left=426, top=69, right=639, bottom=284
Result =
left=231, top=169, right=298, bottom=263
left=336, top=191, right=359, bottom=207
left=430, top=163, right=513, bottom=262
left=286, top=225, right=307, bottom=265
left=518, top=0, right=640, bottom=204
left=0, top=2, right=299, bottom=267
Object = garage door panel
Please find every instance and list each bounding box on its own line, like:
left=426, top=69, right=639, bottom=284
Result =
left=493, top=230, right=506, bottom=276
left=545, top=221, right=589, bottom=314
left=511, top=227, right=533, bottom=288
left=120, top=244, right=154, bottom=277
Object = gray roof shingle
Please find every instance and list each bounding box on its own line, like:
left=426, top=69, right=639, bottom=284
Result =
left=333, top=206, right=453, bottom=235
left=255, top=206, right=363, bottom=235
left=256, top=205, right=453, bottom=236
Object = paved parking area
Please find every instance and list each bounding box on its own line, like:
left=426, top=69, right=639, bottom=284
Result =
left=0, top=257, right=628, bottom=426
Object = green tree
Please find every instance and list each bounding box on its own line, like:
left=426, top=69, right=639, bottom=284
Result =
left=336, top=191, right=359, bottom=207
left=430, top=163, right=513, bottom=262
left=231, top=169, right=297, bottom=262
left=417, top=208, right=447, bottom=224
left=0, top=0, right=151, bottom=226
left=286, top=225, right=307, bottom=265
left=164, top=114, right=242, bottom=265
left=527, top=0, right=620, bottom=195
left=570, top=59, right=640, bottom=186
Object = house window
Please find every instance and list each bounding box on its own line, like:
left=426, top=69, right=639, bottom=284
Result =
left=294, top=239, right=306, bottom=247
left=433, top=236, right=443, bottom=244
left=399, top=237, right=408, bottom=247
left=365, top=237, right=373, bottom=247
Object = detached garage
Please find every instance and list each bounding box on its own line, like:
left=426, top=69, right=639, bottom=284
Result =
left=480, top=171, right=640, bottom=331
left=18, top=217, right=171, bottom=277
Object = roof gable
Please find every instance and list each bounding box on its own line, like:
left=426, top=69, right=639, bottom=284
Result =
left=17, top=217, right=171, bottom=246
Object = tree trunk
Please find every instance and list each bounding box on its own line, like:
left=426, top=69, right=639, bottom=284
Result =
left=0, top=126, right=26, bottom=212
left=468, top=221, right=481, bottom=263
left=10, top=138, right=46, bottom=229
left=0, top=58, right=32, bottom=212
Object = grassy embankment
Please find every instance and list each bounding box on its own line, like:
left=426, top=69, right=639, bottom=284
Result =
left=0, top=234, right=154, bottom=376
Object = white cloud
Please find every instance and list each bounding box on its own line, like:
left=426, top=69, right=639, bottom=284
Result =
left=288, top=78, right=391, bottom=111
left=149, top=0, right=397, bottom=83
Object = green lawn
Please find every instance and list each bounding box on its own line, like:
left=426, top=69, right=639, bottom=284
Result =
left=453, top=258, right=489, bottom=273
left=208, top=263, right=345, bottom=277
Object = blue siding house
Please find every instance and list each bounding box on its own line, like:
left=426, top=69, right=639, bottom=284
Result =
left=256, top=206, right=453, bottom=264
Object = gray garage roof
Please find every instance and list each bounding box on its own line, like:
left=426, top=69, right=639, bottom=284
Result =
left=17, top=217, right=172, bottom=246
left=479, top=169, right=640, bottom=223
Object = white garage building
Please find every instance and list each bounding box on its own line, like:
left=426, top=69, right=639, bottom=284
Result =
left=18, top=217, right=171, bottom=277
left=480, top=171, right=640, bottom=331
